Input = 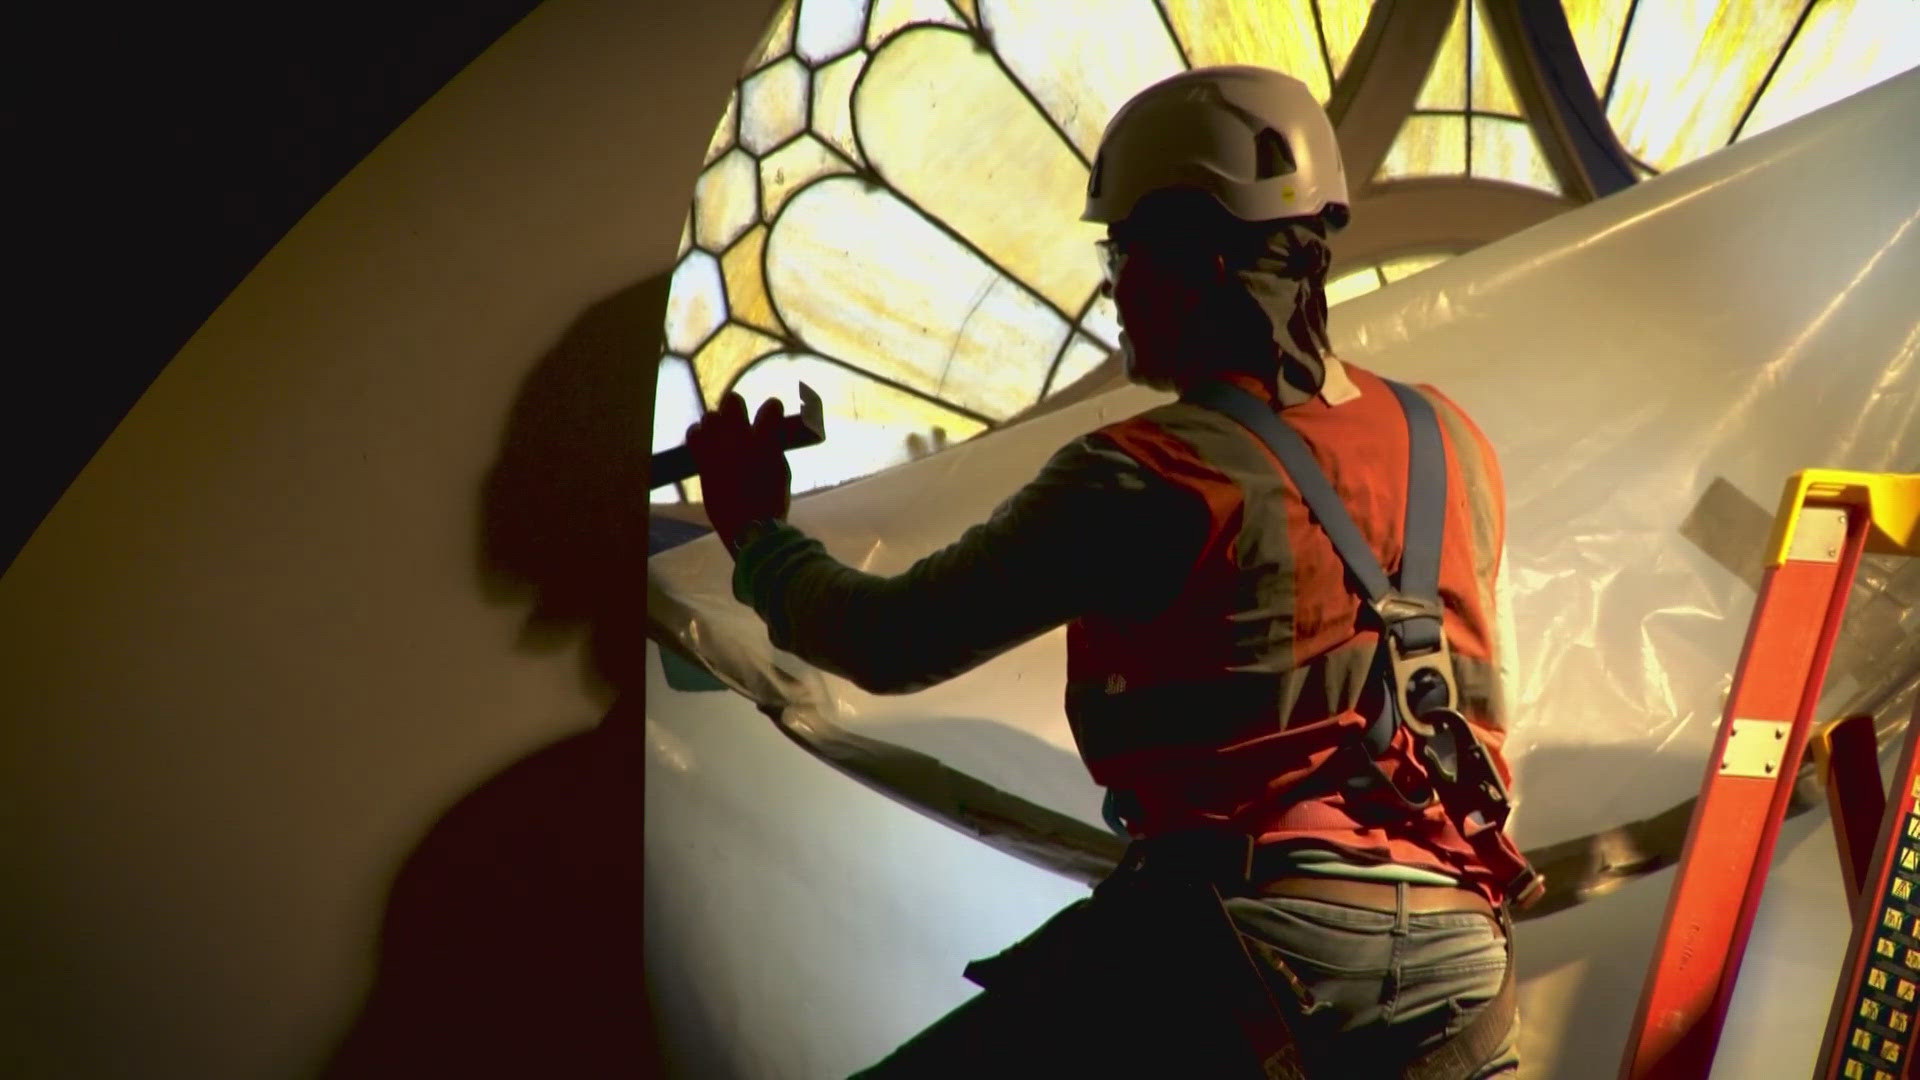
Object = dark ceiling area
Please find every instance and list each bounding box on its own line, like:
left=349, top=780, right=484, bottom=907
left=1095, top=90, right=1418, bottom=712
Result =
left=11, top=1, right=546, bottom=574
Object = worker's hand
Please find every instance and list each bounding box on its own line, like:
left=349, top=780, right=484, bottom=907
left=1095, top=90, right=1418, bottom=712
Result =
left=686, top=391, right=791, bottom=553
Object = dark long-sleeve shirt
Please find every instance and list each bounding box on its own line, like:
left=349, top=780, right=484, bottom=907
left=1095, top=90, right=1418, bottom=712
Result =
left=730, top=435, right=1211, bottom=695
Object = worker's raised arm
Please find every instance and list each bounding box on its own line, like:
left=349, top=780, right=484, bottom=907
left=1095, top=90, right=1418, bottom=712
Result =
left=726, top=434, right=1208, bottom=695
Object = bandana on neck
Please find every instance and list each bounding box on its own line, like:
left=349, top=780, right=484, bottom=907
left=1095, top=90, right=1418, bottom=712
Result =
left=1230, top=219, right=1334, bottom=403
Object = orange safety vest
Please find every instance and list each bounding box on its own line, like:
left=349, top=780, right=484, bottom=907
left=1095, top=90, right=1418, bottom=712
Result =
left=1064, top=362, right=1528, bottom=906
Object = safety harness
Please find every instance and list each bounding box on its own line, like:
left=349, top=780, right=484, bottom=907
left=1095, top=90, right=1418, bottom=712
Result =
left=1183, top=377, right=1544, bottom=911
left=970, top=377, right=1540, bottom=1079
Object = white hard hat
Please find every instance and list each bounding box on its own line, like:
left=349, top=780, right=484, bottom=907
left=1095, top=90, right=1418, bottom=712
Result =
left=1083, top=65, right=1348, bottom=227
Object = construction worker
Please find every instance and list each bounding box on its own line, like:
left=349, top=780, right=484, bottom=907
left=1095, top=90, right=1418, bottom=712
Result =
left=686, top=65, right=1536, bottom=1078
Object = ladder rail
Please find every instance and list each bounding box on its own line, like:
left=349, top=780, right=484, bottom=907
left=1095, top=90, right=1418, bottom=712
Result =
left=1618, top=476, right=1882, bottom=1080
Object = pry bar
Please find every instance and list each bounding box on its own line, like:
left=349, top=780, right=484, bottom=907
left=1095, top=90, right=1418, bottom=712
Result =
left=649, top=382, right=826, bottom=489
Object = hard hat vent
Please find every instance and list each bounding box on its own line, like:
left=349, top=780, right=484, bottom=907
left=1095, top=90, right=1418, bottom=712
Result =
left=1254, top=128, right=1295, bottom=180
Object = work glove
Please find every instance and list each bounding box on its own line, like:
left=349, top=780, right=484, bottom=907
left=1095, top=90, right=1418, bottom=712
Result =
left=685, top=391, right=792, bottom=553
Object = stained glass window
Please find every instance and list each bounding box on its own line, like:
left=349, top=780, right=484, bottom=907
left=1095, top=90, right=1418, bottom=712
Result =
left=1376, top=0, right=1560, bottom=193
left=1571, top=0, right=1920, bottom=175
left=656, top=0, right=1383, bottom=500
left=656, top=0, right=1918, bottom=502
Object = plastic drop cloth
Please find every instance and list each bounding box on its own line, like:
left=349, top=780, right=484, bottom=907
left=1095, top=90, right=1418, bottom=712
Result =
left=649, top=67, right=1920, bottom=904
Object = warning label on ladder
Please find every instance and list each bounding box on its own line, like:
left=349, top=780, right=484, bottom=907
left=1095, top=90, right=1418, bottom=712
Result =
left=1835, top=776, right=1920, bottom=1079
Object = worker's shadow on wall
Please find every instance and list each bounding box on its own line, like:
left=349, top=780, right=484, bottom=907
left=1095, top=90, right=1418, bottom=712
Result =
left=323, top=274, right=672, bottom=1077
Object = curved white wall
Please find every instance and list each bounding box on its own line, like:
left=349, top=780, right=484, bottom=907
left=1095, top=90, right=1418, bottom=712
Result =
left=0, top=1, right=773, bottom=1075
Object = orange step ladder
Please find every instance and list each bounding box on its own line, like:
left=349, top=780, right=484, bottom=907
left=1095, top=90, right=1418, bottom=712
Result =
left=1618, top=470, right=1920, bottom=1080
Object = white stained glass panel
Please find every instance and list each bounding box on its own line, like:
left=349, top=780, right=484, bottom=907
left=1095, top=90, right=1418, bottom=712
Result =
left=796, top=0, right=870, bottom=64
left=1080, top=291, right=1121, bottom=350
left=1046, top=334, right=1113, bottom=397
left=731, top=353, right=986, bottom=493
left=1471, top=116, right=1560, bottom=194
left=856, top=26, right=1103, bottom=312
left=1737, top=0, right=1920, bottom=142
left=652, top=357, right=703, bottom=454
left=694, top=148, right=760, bottom=251
left=766, top=177, right=1071, bottom=421
left=865, top=0, right=964, bottom=48
left=666, top=251, right=729, bottom=356
left=811, top=50, right=868, bottom=163
left=979, top=0, right=1187, bottom=159
left=651, top=357, right=703, bottom=503
left=740, top=56, right=812, bottom=155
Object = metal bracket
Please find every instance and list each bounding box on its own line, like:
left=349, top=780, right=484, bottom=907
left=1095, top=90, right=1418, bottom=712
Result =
left=1720, top=718, right=1791, bottom=779
left=1786, top=505, right=1849, bottom=563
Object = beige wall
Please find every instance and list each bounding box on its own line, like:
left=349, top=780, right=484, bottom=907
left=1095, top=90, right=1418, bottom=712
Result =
left=0, top=0, right=774, bottom=1075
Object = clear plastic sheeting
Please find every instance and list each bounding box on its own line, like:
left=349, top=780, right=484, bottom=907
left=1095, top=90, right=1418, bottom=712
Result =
left=648, top=67, right=1920, bottom=1078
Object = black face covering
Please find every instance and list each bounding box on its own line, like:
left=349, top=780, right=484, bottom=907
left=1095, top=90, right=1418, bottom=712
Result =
left=1117, top=192, right=1338, bottom=403
left=1221, top=219, right=1335, bottom=405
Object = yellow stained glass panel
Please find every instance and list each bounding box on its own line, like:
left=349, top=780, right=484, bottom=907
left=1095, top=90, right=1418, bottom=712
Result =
left=721, top=225, right=784, bottom=337
left=797, top=0, right=869, bottom=65
left=705, top=90, right=739, bottom=166
left=1376, top=115, right=1466, bottom=180
left=866, top=0, right=965, bottom=48
left=979, top=0, right=1186, bottom=159
left=855, top=26, right=1103, bottom=313
left=760, top=135, right=854, bottom=222
left=1048, top=334, right=1114, bottom=397
left=693, top=323, right=787, bottom=407
left=740, top=56, right=811, bottom=155
left=1737, top=0, right=1920, bottom=142
left=732, top=353, right=987, bottom=493
left=1320, top=0, right=1378, bottom=82
left=1562, top=0, right=1634, bottom=100
left=764, top=176, right=1070, bottom=420
left=1378, top=253, right=1450, bottom=283
left=812, top=50, right=868, bottom=163
left=1325, top=265, right=1383, bottom=306
left=1163, top=0, right=1332, bottom=103
left=949, top=0, right=978, bottom=26
left=1471, top=116, right=1559, bottom=193
left=1469, top=0, right=1520, bottom=116
left=748, top=0, right=798, bottom=74
left=1417, top=0, right=1468, bottom=111
left=666, top=251, right=728, bottom=356
left=694, top=148, right=760, bottom=252
left=1606, top=1, right=1805, bottom=172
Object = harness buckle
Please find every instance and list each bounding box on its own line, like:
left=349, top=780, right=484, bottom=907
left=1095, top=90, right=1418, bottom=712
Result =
left=1375, top=592, right=1459, bottom=740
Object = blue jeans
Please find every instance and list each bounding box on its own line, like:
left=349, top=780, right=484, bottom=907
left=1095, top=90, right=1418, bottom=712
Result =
left=850, top=881, right=1517, bottom=1077
left=1225, top=885, right=1519, bottom=1077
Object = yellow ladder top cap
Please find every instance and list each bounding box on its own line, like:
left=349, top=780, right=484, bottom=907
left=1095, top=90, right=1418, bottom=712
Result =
left=1767, top=469, right=1920, bottom=566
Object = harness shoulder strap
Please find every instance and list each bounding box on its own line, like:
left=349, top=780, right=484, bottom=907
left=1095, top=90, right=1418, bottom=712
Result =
left=1182, top=379, right=1449, bottom=753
